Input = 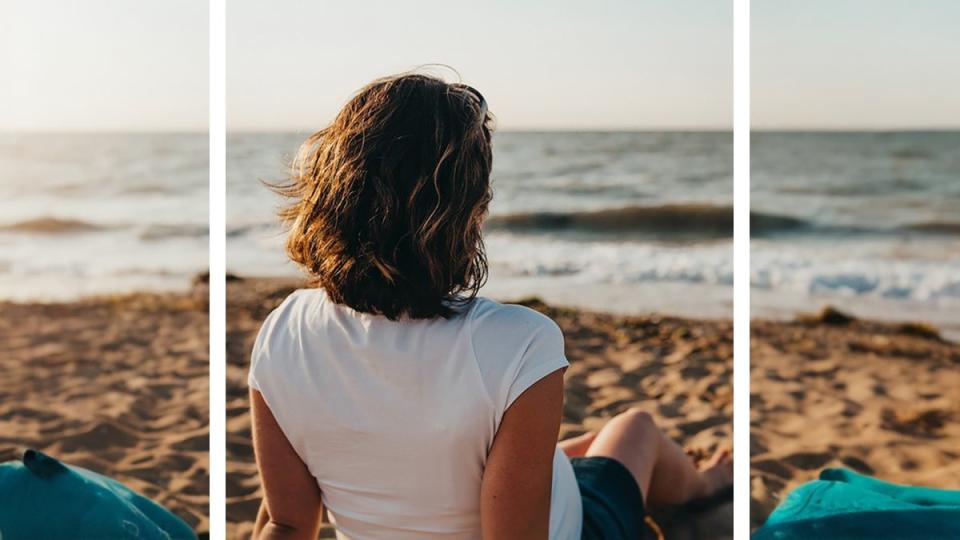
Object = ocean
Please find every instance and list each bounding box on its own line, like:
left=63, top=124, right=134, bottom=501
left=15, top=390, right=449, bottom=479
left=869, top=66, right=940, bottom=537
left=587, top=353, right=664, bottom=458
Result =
left=752, top=131, right=960, bottom=335
left=228, top=131, right=734, bottom=318
left=0, top=133, right=208, bottom=301
left=9, top=131, right=947, bottom=329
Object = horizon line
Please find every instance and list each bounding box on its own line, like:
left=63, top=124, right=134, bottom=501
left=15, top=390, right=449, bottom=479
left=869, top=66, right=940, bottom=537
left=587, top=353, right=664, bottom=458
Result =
left=4, top=127, right=960, bottom=135
left=0, top=129, right=209, bottom=136
left=751, top=126, right=960, bottom=133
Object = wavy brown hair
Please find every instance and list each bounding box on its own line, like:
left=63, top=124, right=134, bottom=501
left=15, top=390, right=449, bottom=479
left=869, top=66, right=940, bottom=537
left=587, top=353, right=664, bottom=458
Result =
left=274, top=73, right=494, bottom=320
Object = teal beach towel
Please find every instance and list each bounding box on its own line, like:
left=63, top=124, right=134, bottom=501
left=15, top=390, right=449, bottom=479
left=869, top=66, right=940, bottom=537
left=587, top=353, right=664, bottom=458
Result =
left=753, top=467, right=960, bottom=539
left=0, top=450, right=196, bottom=540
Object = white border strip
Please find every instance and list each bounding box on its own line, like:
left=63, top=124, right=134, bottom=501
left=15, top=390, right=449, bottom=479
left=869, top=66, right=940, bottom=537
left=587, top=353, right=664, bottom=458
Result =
left=208, top=0, right=226, bottom=535
left=733, top=0, right=751, bottom=536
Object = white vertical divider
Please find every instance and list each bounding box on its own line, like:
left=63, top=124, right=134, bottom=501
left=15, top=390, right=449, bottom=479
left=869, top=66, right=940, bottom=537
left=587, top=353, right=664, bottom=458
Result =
left=208, top=0, right=226, bottom=535
left=732, top=0, right=751, bottom=536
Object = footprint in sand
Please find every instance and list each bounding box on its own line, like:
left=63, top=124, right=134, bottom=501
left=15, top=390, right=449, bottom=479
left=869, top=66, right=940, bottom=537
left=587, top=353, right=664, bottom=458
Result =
left=840, top=399, right=863, bottom=417
left=781, top=451, right=833, bottom=471
left=677, top=414, right=729, bottom=437
left=880, top=407, right=950, bottom=438
left=839, top=455, right=874, bottom=474
left=680, top=365, right=711, bottom=380
left=171, top=431, right=209, bottom=452
left=752, top=458, right=793, bottom=479
left=0, top=407, right=62, bottom=423
left=58, top=420, right=140, bottom=452
left=751, top=434, right=770, bottom=456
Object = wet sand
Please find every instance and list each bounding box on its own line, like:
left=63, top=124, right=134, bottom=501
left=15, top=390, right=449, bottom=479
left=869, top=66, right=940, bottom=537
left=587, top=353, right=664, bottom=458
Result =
left=226, top=277, right=733, bottom=539
left=751, top=307, right=960, bottom=529
left=0, top=288, right=209, bottom=534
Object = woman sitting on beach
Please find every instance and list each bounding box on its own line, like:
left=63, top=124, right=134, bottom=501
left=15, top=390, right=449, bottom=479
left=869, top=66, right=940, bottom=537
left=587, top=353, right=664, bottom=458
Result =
left=249, top=72, right=732, bottom=540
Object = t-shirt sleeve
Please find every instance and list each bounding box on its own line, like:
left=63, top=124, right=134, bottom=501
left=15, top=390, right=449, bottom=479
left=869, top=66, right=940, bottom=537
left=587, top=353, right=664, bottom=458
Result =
left=247, top=301, right=286, bottom=392
left=502, top=317, right=569, bottom=411
left=471, top=302, right=570, bottom=423
left=242, top=293, right=313, bottom=468
left=247, top=321, right=268, bottom=392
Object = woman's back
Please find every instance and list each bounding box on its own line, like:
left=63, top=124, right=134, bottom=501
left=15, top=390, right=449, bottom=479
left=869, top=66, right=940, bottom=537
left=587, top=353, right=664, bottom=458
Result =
left=249, top=289, right=581, bottom=539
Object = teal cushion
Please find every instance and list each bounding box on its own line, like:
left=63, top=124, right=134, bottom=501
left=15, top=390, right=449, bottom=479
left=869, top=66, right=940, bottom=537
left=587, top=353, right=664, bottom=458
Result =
left=754, top=468, right=960, bottom=539
left=0, top=450, right=195, bottom=540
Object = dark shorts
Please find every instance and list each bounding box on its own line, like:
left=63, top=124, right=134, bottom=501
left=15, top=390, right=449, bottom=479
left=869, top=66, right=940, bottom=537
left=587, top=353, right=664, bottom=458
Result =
left=571, top=456, right=647, bottom=540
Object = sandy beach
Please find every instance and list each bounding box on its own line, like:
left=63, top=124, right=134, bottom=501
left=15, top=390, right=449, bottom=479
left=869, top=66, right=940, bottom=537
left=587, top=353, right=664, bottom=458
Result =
left=751, top=308, right=960, bottom=529
left=226, top=277, right=733, bottom=539
left=0, top=287, right=210, bottom=534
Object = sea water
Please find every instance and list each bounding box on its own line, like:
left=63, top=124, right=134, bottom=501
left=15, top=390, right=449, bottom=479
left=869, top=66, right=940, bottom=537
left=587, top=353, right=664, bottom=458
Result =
left=752, top=131, right=960, bottom=335
left=0, top=133, right=208, bottom=301
left=4, top=131, right=952, bottom=327
left=228, top=131, right=734, bottom=318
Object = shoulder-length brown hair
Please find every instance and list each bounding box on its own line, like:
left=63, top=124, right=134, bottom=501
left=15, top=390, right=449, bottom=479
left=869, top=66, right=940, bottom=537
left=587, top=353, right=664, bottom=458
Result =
left=274, top=73, right=494, bottom=320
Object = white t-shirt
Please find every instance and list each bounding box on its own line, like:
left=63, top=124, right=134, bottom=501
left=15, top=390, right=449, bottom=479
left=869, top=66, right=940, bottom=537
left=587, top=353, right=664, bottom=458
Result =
left=248, top=288, right=583, bottom=540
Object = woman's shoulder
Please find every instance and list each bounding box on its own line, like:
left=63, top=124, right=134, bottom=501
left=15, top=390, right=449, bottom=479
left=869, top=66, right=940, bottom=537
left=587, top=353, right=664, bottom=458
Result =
left=468, top=297, right=563, bottom=341
left=470, top=296, right=558, bottom=324
left=254, top=289, right=326, bottom=345
left=468, top=297, right=569, bottom=417
left=266, top=287, right=328, bottom=319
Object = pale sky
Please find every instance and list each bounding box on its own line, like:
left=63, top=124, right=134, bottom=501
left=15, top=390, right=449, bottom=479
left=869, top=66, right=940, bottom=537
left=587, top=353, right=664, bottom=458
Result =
left=0, top=1, right=207, bottom=132
left=753, top=1, right=960, bottom=130
left=227, top=0, right=732, bottom=131
left=4, top=2, right=956, bottom=133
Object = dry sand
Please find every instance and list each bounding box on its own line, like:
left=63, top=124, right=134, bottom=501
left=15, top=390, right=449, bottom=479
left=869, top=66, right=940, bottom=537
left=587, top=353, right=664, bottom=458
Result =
left=0, top=288, right=209, bottom=534
left=751, top=307, right=960, bottom=529
left=226, top=277, right=733, bottom=539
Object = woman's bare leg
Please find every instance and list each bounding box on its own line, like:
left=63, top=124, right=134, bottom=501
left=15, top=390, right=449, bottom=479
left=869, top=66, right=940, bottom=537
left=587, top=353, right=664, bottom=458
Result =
left=558, top=431, right=597, bottom=457
left=252, top=499, right=269, bottom=538
left=584, top=408, right=732, bottom=508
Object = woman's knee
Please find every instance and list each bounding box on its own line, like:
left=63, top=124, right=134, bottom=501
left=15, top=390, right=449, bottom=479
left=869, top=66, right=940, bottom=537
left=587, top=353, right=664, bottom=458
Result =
left=610, top=408, right=658, bottom=435
left=589, top=409, right=662, bottom=476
